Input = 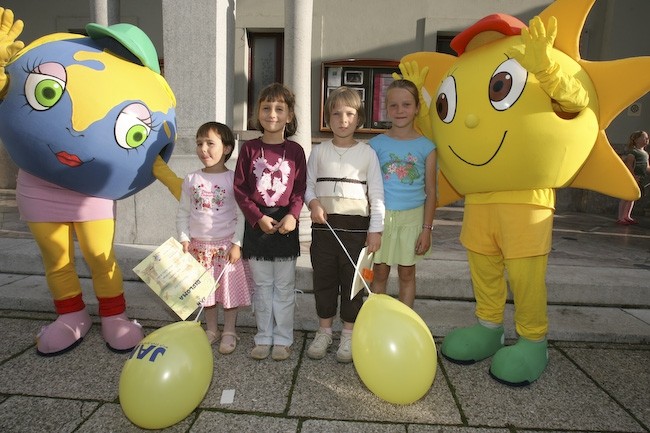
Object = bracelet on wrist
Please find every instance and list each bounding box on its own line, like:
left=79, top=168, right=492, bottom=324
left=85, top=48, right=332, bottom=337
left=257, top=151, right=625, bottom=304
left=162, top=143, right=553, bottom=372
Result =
left=422, top=224, right=433, bottom=230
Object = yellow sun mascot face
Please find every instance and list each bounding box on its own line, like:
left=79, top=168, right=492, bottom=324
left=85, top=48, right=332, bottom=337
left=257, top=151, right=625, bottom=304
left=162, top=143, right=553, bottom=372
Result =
left=432, top=36, right=599, bottom=194
left=405, top=0, right=648, bottom=205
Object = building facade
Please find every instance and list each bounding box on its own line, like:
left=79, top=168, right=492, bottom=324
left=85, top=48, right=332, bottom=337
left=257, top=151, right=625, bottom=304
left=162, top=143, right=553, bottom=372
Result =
left=1, top=0, right=648, bottom=243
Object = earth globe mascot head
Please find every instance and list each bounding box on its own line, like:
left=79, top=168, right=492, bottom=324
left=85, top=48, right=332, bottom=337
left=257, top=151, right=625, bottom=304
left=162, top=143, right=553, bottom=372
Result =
left=402, top=0, right=649, bottom=206
left=0, top=9, right=176, bottom=200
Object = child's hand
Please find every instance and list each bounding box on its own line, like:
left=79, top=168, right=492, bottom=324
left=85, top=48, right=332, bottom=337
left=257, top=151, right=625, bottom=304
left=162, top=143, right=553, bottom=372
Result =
left=228, top=244, right=241, bottom=263
left=181, top=240, right=190, bottom=253
left=258, top=215, right=278, bottom=234
left=415, top=229, right=431, bottom=255
left=310, top=201, right=327, bottom=224
left=274, top=214, right=297, bottom=235
left=366, top=232, right=382, bottom=253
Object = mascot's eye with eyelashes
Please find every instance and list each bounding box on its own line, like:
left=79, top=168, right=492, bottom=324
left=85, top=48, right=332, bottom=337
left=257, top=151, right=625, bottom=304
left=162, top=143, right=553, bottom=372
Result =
left=114, top=102, right=152, bottom=149
left=489, top=58, right=527, bottom=111
left=436, top=75, right=457, bottom=124
left=24, top=62, right=67, bottom=111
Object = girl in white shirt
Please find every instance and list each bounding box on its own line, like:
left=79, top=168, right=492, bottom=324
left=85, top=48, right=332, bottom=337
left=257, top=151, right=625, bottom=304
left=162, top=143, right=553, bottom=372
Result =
left=177, top=122, right=252, bottom=354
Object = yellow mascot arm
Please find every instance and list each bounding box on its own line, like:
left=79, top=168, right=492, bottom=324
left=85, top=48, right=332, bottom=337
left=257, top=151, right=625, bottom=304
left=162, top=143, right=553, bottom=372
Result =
left=392, top=61, right=433, bottom=139
left=0, top=8, right=24, bottom=97
left=152, top=155, right=182, bottom=201
left=508, top=16, right=588, bottom=113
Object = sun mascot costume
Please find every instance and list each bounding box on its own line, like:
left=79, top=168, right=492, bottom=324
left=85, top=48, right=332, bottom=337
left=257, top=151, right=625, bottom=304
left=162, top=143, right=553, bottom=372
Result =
left=398, top=0, right=649, bottom=386
left=0, top=8, right=179, bottom=355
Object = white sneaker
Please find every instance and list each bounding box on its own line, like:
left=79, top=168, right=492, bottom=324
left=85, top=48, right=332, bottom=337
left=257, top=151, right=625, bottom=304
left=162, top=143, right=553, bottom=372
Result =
left=307, top=330, right=332, bottom=360
left=336, top=332, right=353, bottom=363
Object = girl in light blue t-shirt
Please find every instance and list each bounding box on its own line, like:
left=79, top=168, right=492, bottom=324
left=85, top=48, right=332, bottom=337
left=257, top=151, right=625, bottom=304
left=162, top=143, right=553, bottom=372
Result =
left=369, top=79, right=437, bottom=307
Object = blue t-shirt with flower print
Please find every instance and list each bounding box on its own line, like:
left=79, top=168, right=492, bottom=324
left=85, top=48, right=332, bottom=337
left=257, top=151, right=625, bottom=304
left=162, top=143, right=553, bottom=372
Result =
left=369, top=134, right=435, bottom=211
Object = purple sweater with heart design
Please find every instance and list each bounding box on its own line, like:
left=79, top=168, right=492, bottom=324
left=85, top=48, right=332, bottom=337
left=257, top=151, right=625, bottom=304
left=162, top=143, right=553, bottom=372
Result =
left=233, top=138, right=307, bottom=227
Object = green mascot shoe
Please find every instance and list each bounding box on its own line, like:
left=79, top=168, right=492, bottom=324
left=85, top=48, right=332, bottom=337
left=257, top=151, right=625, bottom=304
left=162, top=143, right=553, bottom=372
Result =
left=441, top=323, right=504, bottom=364
left=489, top=338, right=548, bottom=387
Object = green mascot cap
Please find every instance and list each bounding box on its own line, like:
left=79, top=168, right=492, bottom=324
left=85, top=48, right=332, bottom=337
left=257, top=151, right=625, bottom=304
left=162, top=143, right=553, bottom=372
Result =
left=86, top=22, right=161, bottom=74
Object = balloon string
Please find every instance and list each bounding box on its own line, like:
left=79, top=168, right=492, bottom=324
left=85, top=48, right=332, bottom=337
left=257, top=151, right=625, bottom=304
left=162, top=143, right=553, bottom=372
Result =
left=193, top=263, right=229, bottom=322
left=324, top=220, right=373, bottom=296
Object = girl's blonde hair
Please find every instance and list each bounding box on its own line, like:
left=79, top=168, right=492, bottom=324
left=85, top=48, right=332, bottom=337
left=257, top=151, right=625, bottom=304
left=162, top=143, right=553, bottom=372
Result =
left=385, top=79, right=419, bottom=108
left=252, top=83, right=298, bottom=138
left=324, top=86, right=366, bottom=129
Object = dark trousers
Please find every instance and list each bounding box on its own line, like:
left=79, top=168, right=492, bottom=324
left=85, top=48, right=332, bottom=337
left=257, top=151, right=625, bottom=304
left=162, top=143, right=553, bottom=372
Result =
left=310, top=214, right=369, bottom=323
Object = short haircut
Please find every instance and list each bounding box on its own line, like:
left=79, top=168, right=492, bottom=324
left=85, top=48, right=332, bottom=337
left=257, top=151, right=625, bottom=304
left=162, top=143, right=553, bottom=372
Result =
left=196, top=121, right=236, bottom=161
left=324, top=86, right=366, bottom=129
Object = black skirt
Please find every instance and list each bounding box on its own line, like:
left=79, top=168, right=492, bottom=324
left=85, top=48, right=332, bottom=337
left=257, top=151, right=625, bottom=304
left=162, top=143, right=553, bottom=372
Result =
left=243, top=206, right=300, bottom=261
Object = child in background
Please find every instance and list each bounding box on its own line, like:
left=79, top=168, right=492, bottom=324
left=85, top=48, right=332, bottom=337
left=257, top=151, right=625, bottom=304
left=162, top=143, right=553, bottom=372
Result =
left=177, top=121, right=252, bottom=355
left=617, top=130, right=649, bottom=225
left=233, top=83, right=307, bottom=361
left=305, top=87, right=384, bottom=363
left=369, top=79, right=437, bottom=308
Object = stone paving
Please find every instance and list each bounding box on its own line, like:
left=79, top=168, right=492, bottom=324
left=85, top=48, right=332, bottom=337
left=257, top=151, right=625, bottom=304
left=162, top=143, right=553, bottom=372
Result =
left=0, top=188, right=648, bottom=432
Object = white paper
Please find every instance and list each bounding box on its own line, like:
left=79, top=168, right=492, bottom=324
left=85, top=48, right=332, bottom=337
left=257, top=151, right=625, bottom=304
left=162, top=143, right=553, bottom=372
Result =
left=220, top=389, right=235, bottom=404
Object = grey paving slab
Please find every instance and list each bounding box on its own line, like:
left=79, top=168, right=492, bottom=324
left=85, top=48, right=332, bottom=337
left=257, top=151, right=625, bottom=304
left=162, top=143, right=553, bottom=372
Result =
left=290, top=351, right=461, bottom=425
left=0, top=395, right=99, bottom=433
left=198, top=331, right=305, bottom=414
left=190, top=411, right=298, bottom=432
left=546, top=305, right=650, bottom=343
left=301, top=419, right=407, bottom=432
left=0, top=317, right=41, bottom=362
left=0, top=272, right=29, bottom=286
left=558, top=344, right=650, bottom=428
left=627, top=308, right=650, bottom=323
left=410, top=427, right=509, bottom=433
left=440, top=348, right=645, bottom=432
left=0, top=326, right=126, bottom=401
left=76, top=402, right=196, bottom=432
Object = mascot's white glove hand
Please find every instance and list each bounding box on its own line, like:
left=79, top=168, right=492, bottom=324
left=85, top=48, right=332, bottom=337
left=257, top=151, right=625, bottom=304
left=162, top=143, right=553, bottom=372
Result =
left=0, top=8, right=24, bottom=96
left=392, top=60, right=433, bottom=137
left=508, top=16, right=588, bottom=113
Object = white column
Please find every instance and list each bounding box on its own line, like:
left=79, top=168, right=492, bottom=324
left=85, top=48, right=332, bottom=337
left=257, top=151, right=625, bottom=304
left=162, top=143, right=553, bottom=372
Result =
left=215, top=0, right=236, bottom=127
left=284, top=0, right=313, bottom=242
left=89, top=0, right=120, bottom=25
left=284, top=0, right=313, bottom=153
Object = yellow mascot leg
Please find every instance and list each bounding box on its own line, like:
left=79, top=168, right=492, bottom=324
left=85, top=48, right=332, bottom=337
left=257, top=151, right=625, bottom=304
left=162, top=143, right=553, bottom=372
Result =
left=29, top=222, right=92, bottom=356
left=73, top=219, right=124, bottom=312
left=440, top=251, right=505, bottom=363
left=73, top=219, right=144, bottom=352
left=29, top=222, right=83, bottom=306
left=489, top=255, right=549, bottom=387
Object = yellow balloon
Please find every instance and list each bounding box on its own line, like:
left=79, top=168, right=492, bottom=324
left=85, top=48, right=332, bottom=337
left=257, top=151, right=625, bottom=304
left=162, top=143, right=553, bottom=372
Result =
left=119, top=321, right=213, bottom=429
left=352, top=294, right=437, bottom=404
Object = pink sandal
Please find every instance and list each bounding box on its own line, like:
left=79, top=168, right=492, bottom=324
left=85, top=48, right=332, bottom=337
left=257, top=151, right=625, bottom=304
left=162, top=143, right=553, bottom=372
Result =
left=219, top=332, right=239, bottom=355
left=206, top=330, right=220, bottom=345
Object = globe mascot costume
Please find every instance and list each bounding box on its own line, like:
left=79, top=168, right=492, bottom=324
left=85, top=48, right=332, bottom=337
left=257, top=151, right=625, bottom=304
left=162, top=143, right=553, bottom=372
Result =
left=0, top=8, right=180, bottom=356
left=397, top=0, right=649, bottom=386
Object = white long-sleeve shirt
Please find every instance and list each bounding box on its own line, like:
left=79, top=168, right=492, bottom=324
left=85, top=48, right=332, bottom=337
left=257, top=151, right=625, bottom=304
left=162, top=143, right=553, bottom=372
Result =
left=176, top=169, right=244, bottom=244
left=305, top=140, right=384, bottom=233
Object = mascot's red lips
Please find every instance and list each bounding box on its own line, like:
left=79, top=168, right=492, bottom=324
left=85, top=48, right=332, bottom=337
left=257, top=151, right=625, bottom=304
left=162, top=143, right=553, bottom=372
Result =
left=56, top=151, right=83, bottom=167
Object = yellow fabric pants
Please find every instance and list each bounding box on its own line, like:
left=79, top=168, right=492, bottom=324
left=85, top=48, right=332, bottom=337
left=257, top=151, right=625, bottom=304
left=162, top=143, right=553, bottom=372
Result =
left=28, top=220, right=124, bottom=313
left=467, top=251, right=548, bottom=341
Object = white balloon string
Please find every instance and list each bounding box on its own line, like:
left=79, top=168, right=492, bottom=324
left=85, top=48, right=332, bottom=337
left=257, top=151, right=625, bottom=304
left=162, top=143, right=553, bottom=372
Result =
left=324, top=220, right=373, bottom=296
left=193, top=262, right=229, bottom=322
